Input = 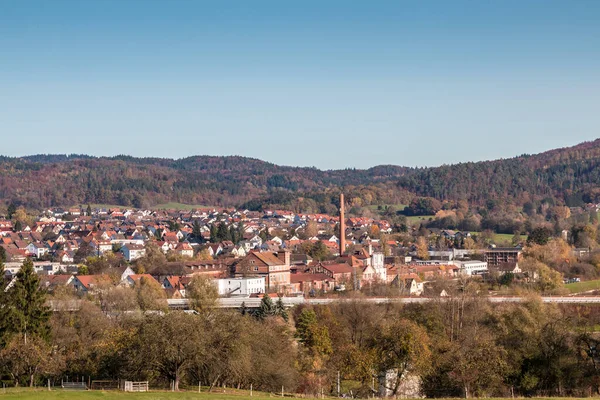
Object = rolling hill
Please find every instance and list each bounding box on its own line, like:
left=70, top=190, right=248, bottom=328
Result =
left=1, top=139, right=600, bottom=211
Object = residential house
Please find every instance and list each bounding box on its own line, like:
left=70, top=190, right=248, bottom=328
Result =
left=70, top=275, right=112, bottom=293
left=174, top=242, right=194, bottom=258
left=120, top=244, right=146, bottom=262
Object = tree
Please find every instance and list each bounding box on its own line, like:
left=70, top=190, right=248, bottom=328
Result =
left=276, top=296, right=289, bottom=322
left=186, top=275, right=219, bottom=314
left=520, top=259, right=563, bottom=292
left=191, top=220, right=203, bottom=242
left=527, top=227, right=553, bottom=245
left=0, top=334, right=56, bottom=387
left=0, top=246, right=6, bottom=264
left=296, top=309, right=332, bottom=355
left=209, top=224, right=218, bottom=243
left=86, top=204, right=92, bottom=216
left=132, top=313, right=203, bottom=391
left=74, top=241, right=94, bottom=264
left=12, top=207, right=28, bottom=224
left=255, top=294, right=277, bottom=320
left=217, top=222, right=230, bottom=242
left=196, top=248, right=213, bottom=261
left=1, top=258, right=50, bottom=345
left=310, top=241, right=331, bottom=261
left=416, top=237, right=430, bottom=260
left=372, top=319, right=431, bottom=396
left=136, top=276, right=168, bottom=311
left=449, top=331, right=509, bottom=398
left=135, top=241, right=167, bottom=274
left=6, top=202, right=16, bottom=219
left=303, top=220, right=318, bottom=239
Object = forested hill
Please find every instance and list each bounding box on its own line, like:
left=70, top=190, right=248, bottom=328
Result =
left=1, top=139, right=600, bottom=210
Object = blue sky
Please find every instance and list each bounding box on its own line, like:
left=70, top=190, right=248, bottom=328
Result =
left=1, top=0, right=599, bottom=169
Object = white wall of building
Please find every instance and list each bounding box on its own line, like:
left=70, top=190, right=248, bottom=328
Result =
left=452, top=260, right=488, bottom=276
left=216, top=277, right=265, bottom=296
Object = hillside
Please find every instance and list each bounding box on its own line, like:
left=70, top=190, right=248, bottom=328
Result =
left=1, top=139, right=600, bottom=211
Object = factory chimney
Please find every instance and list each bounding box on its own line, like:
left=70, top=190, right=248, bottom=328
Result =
left=339, top=193, right=346, bottom=255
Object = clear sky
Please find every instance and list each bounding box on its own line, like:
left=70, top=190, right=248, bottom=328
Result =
left=1, top=0, right=599, bottom=169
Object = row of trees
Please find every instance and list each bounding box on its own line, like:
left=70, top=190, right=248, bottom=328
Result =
left=2, top=258, right=600, bottom=397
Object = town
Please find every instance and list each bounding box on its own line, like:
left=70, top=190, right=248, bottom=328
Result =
left=0, top=196, right=534, bottom=302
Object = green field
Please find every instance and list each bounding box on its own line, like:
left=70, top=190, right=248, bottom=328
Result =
left=469, top=232, right=525, bottom=245
left=0, top=391, right=585, bottom=400
left=150, top=203, right=217, bottom=211
left=565, top=279, right=600, bottom=293
left=366, top=204, right=408, bottom=212
left=406, top=215, right=435, bottom=225
left=0, top=388, right=273, bottom=400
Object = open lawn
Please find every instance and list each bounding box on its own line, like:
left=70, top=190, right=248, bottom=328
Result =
left=565, top=279, right=600, bottom=293
left=406, top=215, right=435, bottom=225
left=151, top=203, right=217, bottom=211
left=366, top=204, right=408, bottom=212
left=0, top=388, right=275, bottom=400
left=0, top=391, right=587, bottom=400
left=469, top=232, right=525, bottom=245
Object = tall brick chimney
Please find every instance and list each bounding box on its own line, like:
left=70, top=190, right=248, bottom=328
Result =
left=339, top=193, right=346, bottom=255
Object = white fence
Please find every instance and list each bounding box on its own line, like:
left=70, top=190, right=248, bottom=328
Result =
left=123, top=381, right=149, bottom=392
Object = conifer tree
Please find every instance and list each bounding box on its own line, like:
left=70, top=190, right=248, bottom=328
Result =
left=1, top=258, right=50, bottom=344
left=276, top=296, right=288, bottom=322
left=256, top=294, right=276, bottom=320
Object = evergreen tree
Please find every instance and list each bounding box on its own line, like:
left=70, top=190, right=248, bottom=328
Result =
left=86, top=204, right=92, bottom=216
left=1, top=258, right=50, bottom=345
left=276, top=296, right=288, bottom=322
left=0, top=246, right=6, bottom=264
left=259, top=230, right=268, bottom=242
left=13, top=220, right=22, bottom=232
left=229, top=225, right=238, bottom=243
left=192, top=220, right=203, bottom=242
left=237, top=222, right=245, bottom=243
left=217, top=222, right=230, bottom=242
left=209, top=224, right=218, bottom=243
left=255, top=294, right=276, bottom=320
left=239, top=301, right=248, bottom=316
left=6, top=202, right=16, bottom=220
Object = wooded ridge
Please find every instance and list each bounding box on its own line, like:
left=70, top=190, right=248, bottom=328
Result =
left=2, top=138, right=600, bottom=210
